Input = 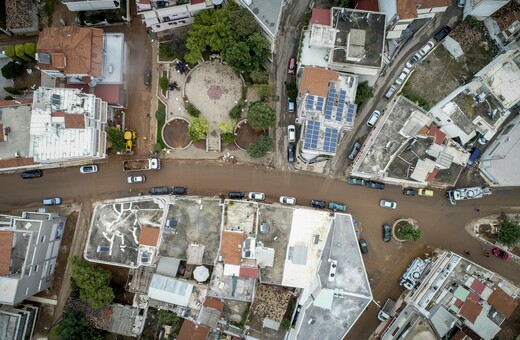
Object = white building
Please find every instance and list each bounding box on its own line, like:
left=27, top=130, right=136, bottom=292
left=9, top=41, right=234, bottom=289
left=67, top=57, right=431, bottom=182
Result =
left=61, top=0, right=120, bottom=11
left=0, top=304, right=39, bottom=340
left=0, top=211, right=66, bottom=306
left=463, top=0, right=509, bottom=20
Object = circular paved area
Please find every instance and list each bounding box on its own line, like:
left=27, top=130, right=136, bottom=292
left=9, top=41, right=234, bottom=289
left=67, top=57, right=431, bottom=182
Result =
left=184, top=62, right=242, bottom=124
left=163, top=119, right=191, bottom=149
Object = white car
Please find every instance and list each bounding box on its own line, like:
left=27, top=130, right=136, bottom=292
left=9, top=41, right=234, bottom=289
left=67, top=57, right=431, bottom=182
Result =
left=279, top=196, right=296, bottom=205
left=405, top=53, right=421, bottom=69
left=366, top=110, right=381, bottom=128
left=419, top=41, right=435, bottom=57
left=248, top=192, right=265, bottom=201
left=80, top=164, right=98, bottom=174
left=395, top=67, right=411, bottom=85
left=380, top=199, right=397, bottom=209
left=43, top=197, right=62, bottom=206
left=288, top=125, right=296, bottom=143
left=127, top=175, right=146, bottom=184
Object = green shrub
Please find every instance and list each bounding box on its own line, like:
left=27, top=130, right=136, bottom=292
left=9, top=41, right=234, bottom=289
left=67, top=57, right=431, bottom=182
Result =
left=24, top=43, right=36, bottom=59
left=4, top=96, right=14, bottom=100
left=3, top=86, right=20, bottom=95
left=15, top=44, right=32, bottom=61
left=286, top=80, right=297, bottom=100
left=185, top=102, right=201, bottom=117
left=1, top=61, right=23, bottom=79
left=221, top=132, right=235, bottom=144
left=188, top=117, right=209, bottom=141
left=250, top=69, right=269, bottom=84
left=497, top=213, right=520, bottom=247
left=153, top=143, right=163, bottom=152
left=3, top=46, right=22, bottom=61
left=395, top=221, right=423, bottom=241
left=247, top=134, right=273, bottom=158
left=355, top=81, right=373, bottom=106
left=218, top=120, right=236, bottom=133
left=107, top=127, right=125, bottom=151
left=229, top=100, right=245, bottom=119
left=159, top=76, right=169, bottom=92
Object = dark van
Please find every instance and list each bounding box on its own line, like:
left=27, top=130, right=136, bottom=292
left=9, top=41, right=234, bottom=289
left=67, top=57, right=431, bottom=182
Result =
left=228, top=192, right=245, bottom=199
left=434, top=26, right=451, bottom=41
left=21, top=170, right=42, bottom=179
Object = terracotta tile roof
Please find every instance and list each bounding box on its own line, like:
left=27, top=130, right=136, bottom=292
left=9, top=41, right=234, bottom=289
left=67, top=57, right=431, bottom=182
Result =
left=454, top=299, right=464, bottom=309
left=427, top=125, right=446, bottom=145
left=94, top=84, right=122, bottom=105
left=311, top=8, right=331, bottom=26
left=470, top=279, right=486, bottom=295
left=139, top=227, right=160, bottom=246
left=203, top=297, right=224, bottom=312
left=467, top=292, right=480, bottom=303
left=487, top=287, right=518, bottom=318
left=191, top=0, right=206, bottom=4
left=0, top=231, right=14, bottom=276
left=459, top=299, right=482, bottom=323
left=397, top=0, right=418, bottom=20
left=0, top=98, right=32, bottom=107
left=452, top=329, right=470, bottom=340
left=37, top=27, right=103, bottom=77
left=425, top=167, right=439, bottom=182
left=354, top=0, right=379, bottom=12
left=491, top=0, right=520, bottom=31
left=299, top=67, right=338, bottom=97
left=5, top=0, right=34, bottom=30
left=419, top=0, right=451, bottom=9
left=177, top=320, right=209, bottom=340
left=64, top=114, right=86, bottom=129
left=0, top=157, right=36, bottom=169
left=239, top=266, right=258, bottom=278
left=221, top=231, right=245, bottom=265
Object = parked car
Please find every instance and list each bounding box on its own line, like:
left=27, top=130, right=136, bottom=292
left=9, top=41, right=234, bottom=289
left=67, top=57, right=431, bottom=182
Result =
left=405, top=53, right=421, bottom=68
left=382, top=224, right=392, bottom=242
left=434, top=26, right=451, bottom=41
left=380, top=199, right=397, bottom=209
left=149, top=186, right=169, bottom=195
left=348, top=142, right=361, bottom=160
left=419, top=41, right=435, bottom=57
left=144, top=70, right=151, bottom=86
left=279, top=196, right=296, bottom=205
left=492, top=247, right=509, bottom=260
left=457, top=0, right=465, bottom=8
left=417, top=189, right=434, bottom=197
left=80, top=165, right=98, bottom=174
left=43, top=197, right=62, bottom=206
left=367, top=110, right=381, bottom=127
left=288, top=57, right=296, bottom=74
left=228, top=192, right=245, bottom=199
left=288, top=125, right=296, bottom=143
left=366, top=181, right=385, bottom=189
left=127, top=175, right=146, bottom=184
left=383, top=85, right=397, bottom=100
left=359, top=239, right=369, bottom=254
left=347, top=177, right=365, bottom=186
left=310, top=200, right=326, bottom=209
left=395, top=67, right=411, bottom=85
left=287, top=144, right=295, bottom=163
left=328, top=202, right=347, bottom=212
left=21, top=169, right=42, bottom=179
left=402, top=188, right=416, bottom=196
left=171, top=186, right=188, bottom=195
left=288, top=99, right=295, bottom=113
left=248, top=192, right=265, bottom=201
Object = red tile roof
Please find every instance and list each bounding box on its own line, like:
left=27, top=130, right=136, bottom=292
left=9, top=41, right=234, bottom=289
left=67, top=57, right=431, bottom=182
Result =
left=0, top=231, right=14, bottom=276
left=37, top=27, right=103, bottom=77
left=487, top=287, right=518, bottom=318
left=0, top=98, right=32, bottom=107
left=470, top=279, right=486, bottom=295
left=311, top=8, right=331, bottom=26
left=177, top=320, right=209, bottom=340
left=139, top=227, right=160, bottom=246
left=467, top=292, right=480, bottom=303
left=94, top=84, right=122, bottom=105
left=427, top=125, right=446, bottom=145
left=190, top=0, right=206, bottom=4
left=239, top=266, right=258, bottom=278
left=299, top=67, right=338, bottom=97
left=221, top=231, right=245, bottom=265
left=203, top=297, right=224, bottom=312
left=425, top=167, right=439, bottom=182
left=354, top=0, right=379, bottom=12
left=64, top=114, right=86, bottom=129
left=454, top=298, right=464, bottom=309
left=459, top=299, right=482, bottom=323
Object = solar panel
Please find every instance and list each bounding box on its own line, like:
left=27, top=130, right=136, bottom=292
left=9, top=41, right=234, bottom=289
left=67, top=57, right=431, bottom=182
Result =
left=316, top=97, right=324, bottom=111
left=336, top=102, right=344, bottom=122
left=325, top=107, right=332, bottom=119
left=346, top=103, right=356, bottom=123
left=323, top=127, right=338, bottom=152
left=328, top=86, right=336, bottom=99
left=304, top=120, right=320, bottom=150
left=306, top=96, right=314, bottom=110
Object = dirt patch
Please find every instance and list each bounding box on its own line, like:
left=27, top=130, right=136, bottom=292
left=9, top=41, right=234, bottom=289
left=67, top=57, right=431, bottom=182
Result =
left=34, top=304, right=55, bottom=335
left=163, top=119, right=191, bottom=148
left=13, top=62, right=41, bottom=91
left=478, top=224, right=498, bottom=244
left=496, top=298, right=520, bottom=339
left=193, top=139, right=206, bottom=150
left=235, top=122, right=260, bottom=149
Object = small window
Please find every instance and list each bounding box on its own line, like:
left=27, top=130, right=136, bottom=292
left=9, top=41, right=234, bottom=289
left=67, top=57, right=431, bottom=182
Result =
left=34, top=265, right=39, bottom=272
left=25, top=287, right=29, bottom=295
left=38, top=280, right=42, bottom=290
left=41, top=235, right=46, bottom=243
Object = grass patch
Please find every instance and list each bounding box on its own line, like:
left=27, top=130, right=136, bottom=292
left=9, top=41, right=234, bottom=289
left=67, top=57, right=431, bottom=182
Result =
left=156, top=100, right=166, bottom=148
left=160, top=70, right=168, bottom=97
left=401, top=85, right=431, bottom=111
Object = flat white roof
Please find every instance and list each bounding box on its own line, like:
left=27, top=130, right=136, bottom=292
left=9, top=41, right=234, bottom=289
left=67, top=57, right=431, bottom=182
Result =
left=148, top=274, right=193, bottom=307
left=101, top=33, right=125, bottom=84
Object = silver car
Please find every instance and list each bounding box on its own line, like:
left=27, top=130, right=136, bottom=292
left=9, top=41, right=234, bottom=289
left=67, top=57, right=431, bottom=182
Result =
left=127, top=175, right=146, bottom=184
left=248, top=192, right=265, bottom=201
left=380, top=199, right=397, bottom=209
left=279, top=196, right=296, bottom=205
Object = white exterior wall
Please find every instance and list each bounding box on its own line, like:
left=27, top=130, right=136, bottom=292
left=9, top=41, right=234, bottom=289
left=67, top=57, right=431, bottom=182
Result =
left=62, top=0, right=119, bottom=11
left=465, top=0, right=509, bottom=19
left=378, top=0, right=397, bottom=24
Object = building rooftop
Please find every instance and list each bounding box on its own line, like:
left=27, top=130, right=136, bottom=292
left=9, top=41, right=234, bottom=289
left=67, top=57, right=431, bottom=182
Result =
left=397, top=0, right=451, bottom=20
left=178, top=319, right=210, bottom=340
left=0, top=101, right=34, bottom=170
left=0, top=231, right=14, bottom=276
left=240, top=0, right=283, bottom=38
left=5, top=0, right=35, bottom=30
left=37, top=26, right=103, bottom=77
left=487, top=287, right=518, bottom=318
left=311, top=8, right=331, bottom=26
left=221, top=231, right=246, bottom=265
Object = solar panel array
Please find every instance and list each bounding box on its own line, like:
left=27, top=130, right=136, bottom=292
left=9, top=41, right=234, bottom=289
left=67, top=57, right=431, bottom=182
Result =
left=304, top=120, right=320, bottom=150
left=346, top=103, right=356, bottom=123
left=323, top=127, right=338, bottom=153
left=325, top=86, right=336, bottom=119
left=336, top=89, right=347, bottom=122
left=316, top=97, right=324, bottom=111
left=306, top=95, right=315, bottom=110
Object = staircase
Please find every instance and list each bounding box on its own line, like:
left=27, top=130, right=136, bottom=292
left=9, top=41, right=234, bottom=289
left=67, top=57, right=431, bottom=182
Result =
left=206, top=122, right=221, bottom=152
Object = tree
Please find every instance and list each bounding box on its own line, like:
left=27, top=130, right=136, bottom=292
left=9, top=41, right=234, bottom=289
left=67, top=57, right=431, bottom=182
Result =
left=57, top=311, right=104, bottom=340
left=355, top=80, right=373, bottom=106
left=15, top=44, right=32, bottom=61
left=107, top=128, right=125, bottom=151
left=3, top=45, right=22, bottom=61
left=1, top=61, right=23, bottom=79
left=69, top=256, right=114, bottom=309
left=223, top=41, right=252, bottom=74
left=247, top=134, right=273, bottom=158
left=247, top=102, right=276, bottom=130
left=246, top=33, right=270, bottom=70
left=188, top=117, right=209, bottom=141
left=185, top=102, right=201, bottom=117
left=395, top=222, right=423, bottom=241
left=229, top=100, right=245, bottom=119
left=497, top=215, right=520, bottom=247
left=24, top=43, right=36, bottom=59
left=286, top=80, right=297, bottom=100
left=228, top=6, right=258, bottom=40
left=218, top=120, right=236, bottom=134
left=250, top=69, right=269, bottom=84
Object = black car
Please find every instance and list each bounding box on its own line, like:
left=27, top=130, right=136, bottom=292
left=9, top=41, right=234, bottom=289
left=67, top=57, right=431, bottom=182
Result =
left=144, top=70, right=151, bottom=86
left=310, top=200, right=326, bottom=208
left=366, top=181, right=385, bottom=189
left=171, top=186, right=188, bottom=195
left=382, top=224, right=392, bottom=242
left=288, top=144, right=295, bottom=163
left=359, top=239, right=369, bottom=254
left=228, top=192, right=245, bottom=199
left=402, top=188, right=416, bottom=196
left=21, top=169, right=42, bottom=179
left=150, top=186, right=169, bottom=195
left=434, top=26, right=451, bottom=41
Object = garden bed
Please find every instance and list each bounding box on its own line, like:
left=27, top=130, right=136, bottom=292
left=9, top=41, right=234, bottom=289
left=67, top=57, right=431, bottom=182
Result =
left=163, top=118, right=191, bottom=149
left=235, top=122, right=261, bottom=150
